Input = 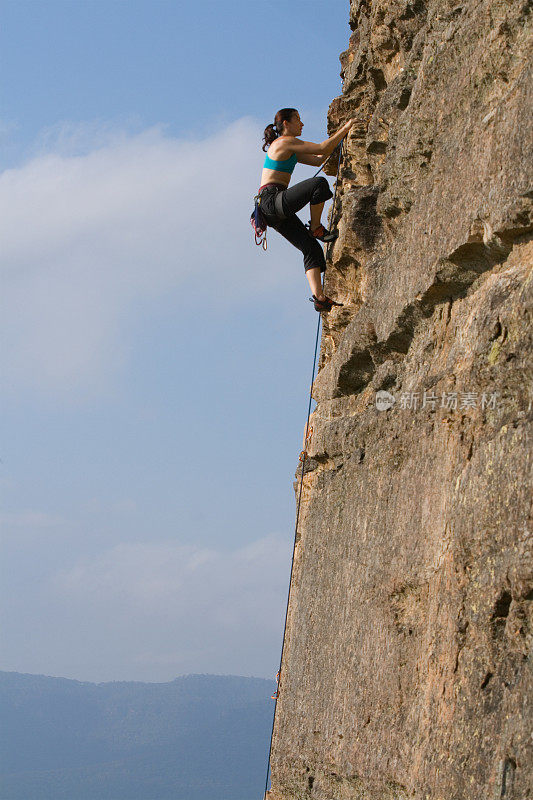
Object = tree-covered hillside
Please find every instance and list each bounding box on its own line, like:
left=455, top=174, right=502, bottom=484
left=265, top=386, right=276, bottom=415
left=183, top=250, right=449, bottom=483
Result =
left=0, top=671, right=275, bottom=799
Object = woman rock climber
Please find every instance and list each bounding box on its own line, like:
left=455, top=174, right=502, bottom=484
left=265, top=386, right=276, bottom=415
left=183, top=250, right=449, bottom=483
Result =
left=257, top=108, right=355, bottom=311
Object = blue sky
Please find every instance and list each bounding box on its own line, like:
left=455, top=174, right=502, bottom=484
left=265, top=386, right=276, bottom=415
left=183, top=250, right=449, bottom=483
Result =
left=1, top=0, right=350, bottom=682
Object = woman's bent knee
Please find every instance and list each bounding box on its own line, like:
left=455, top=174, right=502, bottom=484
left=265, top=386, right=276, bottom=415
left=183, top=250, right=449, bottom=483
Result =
left=311, top=176, right=333, bottom=205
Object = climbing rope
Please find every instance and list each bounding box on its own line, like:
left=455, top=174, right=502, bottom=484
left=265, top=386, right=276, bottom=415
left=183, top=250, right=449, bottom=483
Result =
left=262, top=138, right=345, bottom=800
left=311, top=144, right=341, bottom=179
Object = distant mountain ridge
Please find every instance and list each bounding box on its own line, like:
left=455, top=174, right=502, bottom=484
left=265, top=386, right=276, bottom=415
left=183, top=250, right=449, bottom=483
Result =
left=0, top=671, right=275, bottom=800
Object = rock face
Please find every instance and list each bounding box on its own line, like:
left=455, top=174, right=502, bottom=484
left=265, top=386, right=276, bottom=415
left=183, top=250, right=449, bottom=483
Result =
left=268, top=2, right=532, bottom=799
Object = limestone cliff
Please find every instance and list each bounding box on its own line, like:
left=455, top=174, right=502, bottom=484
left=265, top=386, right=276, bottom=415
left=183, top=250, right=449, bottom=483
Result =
left=268, top=2, right=532, bottom=799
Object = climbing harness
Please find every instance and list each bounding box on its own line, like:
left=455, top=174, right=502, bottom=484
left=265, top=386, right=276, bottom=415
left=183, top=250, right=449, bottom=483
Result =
left=261, top=137, right=345, bottom=800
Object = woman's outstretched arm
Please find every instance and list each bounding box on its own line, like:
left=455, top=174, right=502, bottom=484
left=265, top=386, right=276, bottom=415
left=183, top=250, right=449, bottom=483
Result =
left=284, top=118, right=356, bottom=157
left=296, top=153, right=325, bottom=166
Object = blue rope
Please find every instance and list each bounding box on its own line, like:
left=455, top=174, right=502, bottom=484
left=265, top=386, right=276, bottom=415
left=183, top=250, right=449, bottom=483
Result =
left=261, top=138, right=345, bottom=800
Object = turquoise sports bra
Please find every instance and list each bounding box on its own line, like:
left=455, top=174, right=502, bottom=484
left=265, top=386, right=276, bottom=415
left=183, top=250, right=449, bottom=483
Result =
left=264, top=150, right=298, bottom=174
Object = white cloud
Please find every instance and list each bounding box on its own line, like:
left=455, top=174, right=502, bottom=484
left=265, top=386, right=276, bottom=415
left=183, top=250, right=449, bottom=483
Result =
left=54, top=535, right=289, bottom=617
left=49, top=534, right=292, bottom=679
left=1, top=118, right=296, bottom=401
left=0, top=510, right=66, bottom=530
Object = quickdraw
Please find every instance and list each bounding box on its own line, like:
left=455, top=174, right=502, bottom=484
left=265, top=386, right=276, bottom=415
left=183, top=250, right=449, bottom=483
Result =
left=270, top=670, right=280, bottom=700
left=255, top=229, right=268, bottom=250
left=298, top=426, right=313, bottom=462
left=251, top=194, right=268, bottom=250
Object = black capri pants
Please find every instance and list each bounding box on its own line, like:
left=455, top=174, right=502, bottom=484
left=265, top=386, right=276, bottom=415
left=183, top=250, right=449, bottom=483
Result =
left=259, top=176, right=333, bottom=272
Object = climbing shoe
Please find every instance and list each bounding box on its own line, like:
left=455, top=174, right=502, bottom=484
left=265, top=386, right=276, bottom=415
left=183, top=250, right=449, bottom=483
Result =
left=310, top=295, right=343, bottom=312
left=307, top=222, right=339, bottom=243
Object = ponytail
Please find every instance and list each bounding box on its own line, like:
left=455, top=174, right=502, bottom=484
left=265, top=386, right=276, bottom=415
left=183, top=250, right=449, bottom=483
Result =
left=262, top=123, right=278, bottom=151
left=262, top=107, right=298, bottom=152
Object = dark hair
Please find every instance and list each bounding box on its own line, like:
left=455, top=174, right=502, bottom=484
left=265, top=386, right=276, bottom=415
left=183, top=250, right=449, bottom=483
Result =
left=262, top=108, right=298, bottom=151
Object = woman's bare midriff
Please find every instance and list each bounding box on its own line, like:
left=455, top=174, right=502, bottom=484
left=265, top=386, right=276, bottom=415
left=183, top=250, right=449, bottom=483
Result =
left=259, top=166, right=291, bottom=189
